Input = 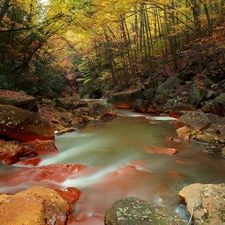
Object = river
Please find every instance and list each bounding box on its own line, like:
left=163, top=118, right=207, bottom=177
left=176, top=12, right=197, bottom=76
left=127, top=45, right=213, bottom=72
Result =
left=1, top=109, right=225, bottom=224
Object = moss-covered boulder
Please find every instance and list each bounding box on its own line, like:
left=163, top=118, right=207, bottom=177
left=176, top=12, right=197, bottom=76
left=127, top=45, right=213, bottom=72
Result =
left=0, top=105, right=55, bottom=142
left=104, top=197, right=186, bottom=225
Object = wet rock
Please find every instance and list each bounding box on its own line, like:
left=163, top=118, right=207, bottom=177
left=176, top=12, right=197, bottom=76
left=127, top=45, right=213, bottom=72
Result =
left=0, top=105, right=55, bottom=142
left=202, top=93, right=225, bottom=116
left=56, top=187, right=81, bottom=212
left=133, top=99, right=150, bottom=113
left=0, top=186, right=69, bottom=225
left=179, top=183, right=225, bottom=225
left=22, top=140, right=58, bottom=155
left=57, top=127, right=77, bottom=135
left=107, top=89, right=144, bottom=109
left=0, top=141, right=23, bottom=165
left=89, top=101, right=117, bottom=118
left=176, top=111, right=225, bottom=143
left=15, top=157, right=42, bottom=166
left=209, top=117, right=225, bottom=140
left=0, top=163, right=86, bottom=192
left=144, top=145, right=179, bottom=155
left=176, top=126, right=192, bottom=140
left=0, top=139, right=57, bottom=165
left=104, top=197, right=186, bottom=225
left=177, top=111, right=210, bottom=130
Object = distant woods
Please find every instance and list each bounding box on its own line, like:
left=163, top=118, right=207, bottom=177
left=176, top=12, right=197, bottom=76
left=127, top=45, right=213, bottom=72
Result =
left=0, top=0, right=224, bottom=96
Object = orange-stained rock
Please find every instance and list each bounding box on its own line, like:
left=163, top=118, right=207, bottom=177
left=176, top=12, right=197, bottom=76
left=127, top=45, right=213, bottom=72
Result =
left=169, top=111, right=182, bottom=119
left=0, top=140, right=58, bottom=165
left=176, top=126, right=192, bottom=140
left=176, top=159, right=190, bottom=166
left=0, top=104, right=55, bottom=142
left=0, top=141, right=23, bottom=165
left=56, top=187, right=81, bottom=212
left=15, top=157, right=41, bottom=166
left=22, top=140, right=58, bottom=155
left=0, top=163, right=86, bottom=192
left=144, top=145, right=178, bottom=155
left=0, top=186, right=69, bottom=225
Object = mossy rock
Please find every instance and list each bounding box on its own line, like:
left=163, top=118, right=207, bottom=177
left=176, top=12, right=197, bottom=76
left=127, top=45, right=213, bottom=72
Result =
left=104, top=197, right=186, bottom=225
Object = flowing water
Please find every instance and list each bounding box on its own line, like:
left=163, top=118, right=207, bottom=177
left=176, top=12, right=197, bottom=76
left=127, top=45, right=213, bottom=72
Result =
left=1, top=109, right=225, bottom=224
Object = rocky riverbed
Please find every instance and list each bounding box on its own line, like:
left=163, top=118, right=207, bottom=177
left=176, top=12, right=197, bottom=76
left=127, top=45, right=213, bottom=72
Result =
left=0, top=89, right=225, bottom=225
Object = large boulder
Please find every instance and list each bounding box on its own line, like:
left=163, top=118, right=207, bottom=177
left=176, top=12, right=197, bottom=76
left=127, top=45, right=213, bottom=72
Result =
left=107, top=89, right=145, bottom=109
left=104, top=197, right=186, bottom=225
left=0, top=90, right=39, bottom=112
left=202, top=93, right=225, bottom=116
left=177, top=111, right=211, bottom=130
left=0, top=186, right=69, bottom=225
left=133, top=99, right=150, bottom=113
left=176, top=112, right=225, bottom=144
left=0, top=105, right=55, bottom=142
left=156, top=76, right=180, bottom=95
left=89, top=101, right=117, bottom=118
left=189, top=83, right=204, bottom=106
left=179, top=183, right=225, bottom=225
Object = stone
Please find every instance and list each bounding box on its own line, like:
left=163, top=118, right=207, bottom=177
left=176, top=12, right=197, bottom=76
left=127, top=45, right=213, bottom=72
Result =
left=144, top=145, right=179, bottom=155
left=179, top=183, right=225, bottom=225
left=104, top=197, right=186, bottom=225
left=202, top=93, right=225, bottom=116
left=189, top=83, right=204, bottom=106
left=0, top=163, right=86, bottom=190
left=209, top=117, right=225, bottom=140
left=0, top=186, right=69, bottom=225
left=133, top=99, right=150, bottom=113
left=0, top=105, right=55, bottom=142
left=156, top=76, right=180, bottom=94
left=107, top=89, right=145, bottom=109
left=176, top=126, right=192, bottom=140
left=177, top=111, right=211, bottom=130
left=89, top=101, right=117, bottom=118
left=143, top=88, right=155, bottom=100
left=0, top=141, right=23, bottom=165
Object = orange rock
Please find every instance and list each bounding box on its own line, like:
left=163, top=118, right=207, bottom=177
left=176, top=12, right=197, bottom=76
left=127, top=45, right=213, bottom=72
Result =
left=0, top=186, right=69, bottom=225
left=56, top=187, right=81, bottom=212
left=176, top=159, right=190, bottom=165
left=15, top=157, right=41, bottom=166
left=144, top=145, right=179, bottom=155
left=0, top=141, right=23, bottom=165
left=0, top=164, right=86, bottom=192
left=176, top=125, right=192, bottom=140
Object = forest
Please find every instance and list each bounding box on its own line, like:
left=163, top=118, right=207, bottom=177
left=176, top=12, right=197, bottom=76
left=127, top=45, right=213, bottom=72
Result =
left=0, top=0, right=225, bottom=98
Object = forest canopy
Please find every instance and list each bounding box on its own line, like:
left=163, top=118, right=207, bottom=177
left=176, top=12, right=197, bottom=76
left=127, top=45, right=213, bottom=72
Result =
left=0, top=0, right=224, bottom=97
